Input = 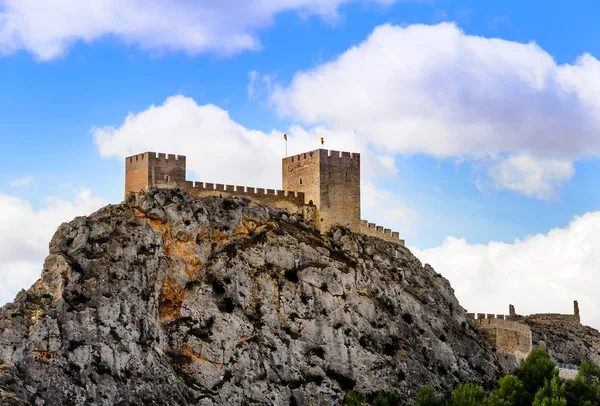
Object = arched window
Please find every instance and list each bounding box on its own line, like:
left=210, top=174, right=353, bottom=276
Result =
left=299, top=177, right=303, bottom=185
left=164, top=175, right=171, bottom=182
left=309, top=200, right=313, bottom=206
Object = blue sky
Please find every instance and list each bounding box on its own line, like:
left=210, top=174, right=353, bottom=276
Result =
left=2, top=0, right=600, bottom=327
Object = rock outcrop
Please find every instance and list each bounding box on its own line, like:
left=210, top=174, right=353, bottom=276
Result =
left=525, top=316, right=600, bottom=368
left=0, top=188, right=502, bottom=405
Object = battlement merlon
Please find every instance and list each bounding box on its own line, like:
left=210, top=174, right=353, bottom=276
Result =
left=281, top=149, right=360, bottom=164
left=359, top=219, right=405, bottom=246
left=125, top=151, right=187, bottom=166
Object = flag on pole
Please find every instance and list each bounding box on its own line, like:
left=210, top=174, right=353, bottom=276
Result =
left=320, top=137, right=324, bottom=145
left=283, top=133, right=287, bottom=141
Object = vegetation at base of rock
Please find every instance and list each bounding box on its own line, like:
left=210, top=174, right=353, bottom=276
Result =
left=343, top=390, right=401, bottom=406
left=515, top=346, right=560, bottom=404
left=447, top=382, right=486, bottom=406
left=414, top=386, right=443, bottom=406
left=346, top=347, right=599, bottom=406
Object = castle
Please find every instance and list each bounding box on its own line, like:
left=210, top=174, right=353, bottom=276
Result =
left=124, top=148, right=404, bottom=245
left=468, top=301, right=581, bottom=375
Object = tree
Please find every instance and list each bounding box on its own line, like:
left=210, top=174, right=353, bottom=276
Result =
left=485, top=375, right=527, bottom=406
left=447, top=382, right=485, bottom=406
left=372, top=391, right=401, bottom=406
left=577, top=361, right=600, bottom=385
left=344, top=391, right=366, bottom=406
left=413, top=386, right=442, bottom=406
left=515, top=346, right=558, bottom=403
left=532, top=376, right=567, bottom=406
left=566, top=361, right=600, bottom=406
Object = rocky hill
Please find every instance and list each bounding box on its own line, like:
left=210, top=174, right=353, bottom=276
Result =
left=0, top=188, right=505, bottom=405
left=525, top=317, right=600, bottom=368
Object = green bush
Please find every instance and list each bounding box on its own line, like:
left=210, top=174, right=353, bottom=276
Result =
left=344, top=391, right=366, bottom=406
left=515, top=346, right=558, bottom=403
left=413, top=386, right=442, bottom=406
left=447, top=382, right=485, bottom=406
left=566, top=360, right=600, bottom=406
left=485, top=375, right=527, bottom=406
left=532, top=375, right=567, bottom=406
left=372, top=391, right=401, bottom=406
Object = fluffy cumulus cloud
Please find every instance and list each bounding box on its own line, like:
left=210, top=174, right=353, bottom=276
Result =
left=412, top=211, right=600, bottom=329
left=0, top=190, right=107, bottom=306
left=271, top=22, right=600, bottom=199
left=93, top=94, right=411, bottom=232
left=0, top=0, right=399, bottom=60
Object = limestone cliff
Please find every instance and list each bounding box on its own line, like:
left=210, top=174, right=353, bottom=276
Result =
left=0, top=188, right=502, bottom=405
left=525, top=316, right=600, bottom=368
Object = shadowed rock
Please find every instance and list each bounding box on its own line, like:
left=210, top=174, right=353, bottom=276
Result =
left=0, top=188, right=502, bottom=405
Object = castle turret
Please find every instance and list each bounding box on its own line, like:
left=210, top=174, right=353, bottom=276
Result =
left=125, top=152, right=186, bottom=197
left=282, top=149, right=360, bottom=233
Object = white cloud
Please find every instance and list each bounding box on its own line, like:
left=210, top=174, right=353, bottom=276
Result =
left=93, top=94, right=410, bottom=233
left=412, top=211, right=600, bottom=330
left=488, top=153, right=574, bottom=200
left=0, top=0, right=401, bottom=61
left=271, top=22, right=600, bottom=198
left=0, top=190, right=107, bottom=306
left=8, top=175, right=34, bottom=189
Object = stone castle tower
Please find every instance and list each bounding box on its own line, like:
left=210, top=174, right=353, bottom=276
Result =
left=282, top=150, right=360, bottom=233
left=125, top=149, right=403, bottom=245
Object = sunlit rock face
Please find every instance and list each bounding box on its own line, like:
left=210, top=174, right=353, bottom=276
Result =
left=0, top=188, right=501, bottom=405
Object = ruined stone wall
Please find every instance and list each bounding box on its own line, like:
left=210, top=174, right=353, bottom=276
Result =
left=468, top=314, right=532, bottom=361
left=178, top=181, right=306, bottom=214
left=360, top=220, right=404, bottom=245
left=125, top=152, right=186, bottom=197
left=318, top=150, right=361, bottom=233
left=514, top=301, right=581, bottom=326
left=525, top=314, right=580, bottom=326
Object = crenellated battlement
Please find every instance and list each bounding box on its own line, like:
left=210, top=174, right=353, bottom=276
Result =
left=126, top=148, right=404, bottom=245
left=282, top=149, right=360, bottom=164
left=467, top=311, right=532, bottom=360
left=178, top=180, right=306, bottom=214
left=467, top=313, right=531, bottom=334
left=126, top=151, right=185, bottom=166
left=360, top=220, right=404, bottom=245
left=324, top=149, right=360, bottom=161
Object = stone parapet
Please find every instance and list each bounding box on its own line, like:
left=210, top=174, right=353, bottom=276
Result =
left=360, top=220, right=404, bottom=245
left=180, top=181, right=306, bottom=214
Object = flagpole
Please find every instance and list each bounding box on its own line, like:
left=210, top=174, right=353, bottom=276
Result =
left=284, top=133, right=288, bottom=157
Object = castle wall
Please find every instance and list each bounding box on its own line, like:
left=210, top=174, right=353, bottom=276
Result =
left=125, top=152, right=186, bottom=197
left=468, top=314, right=532, bottom=361
left=525, top=314, right=580, bottom=326
left=360, top=220, right=405, bottom=245
left=126, top=149, right=403, bottom=245
left=179, top=181, right=306, bottom=214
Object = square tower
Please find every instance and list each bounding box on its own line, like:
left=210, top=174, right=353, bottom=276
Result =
left=282, top=149, right=360, bottom=232
left=125, top=152, right=186, bottom=197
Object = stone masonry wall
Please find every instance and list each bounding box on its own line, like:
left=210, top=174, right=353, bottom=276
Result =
left=125, top=152, right=186, bottom=197
left=525, top=314, right=580, bottom=325
left=178, top=181, right=306, bottom=214
left=318, top=150, right=361, bottom=233
left=360, top=220, right=405, bottom=246
left=127, top=149, right=403, bottom=244
left=282, top=151, right=321, bottom=224
left=468, top=314, right=532, bottom=361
